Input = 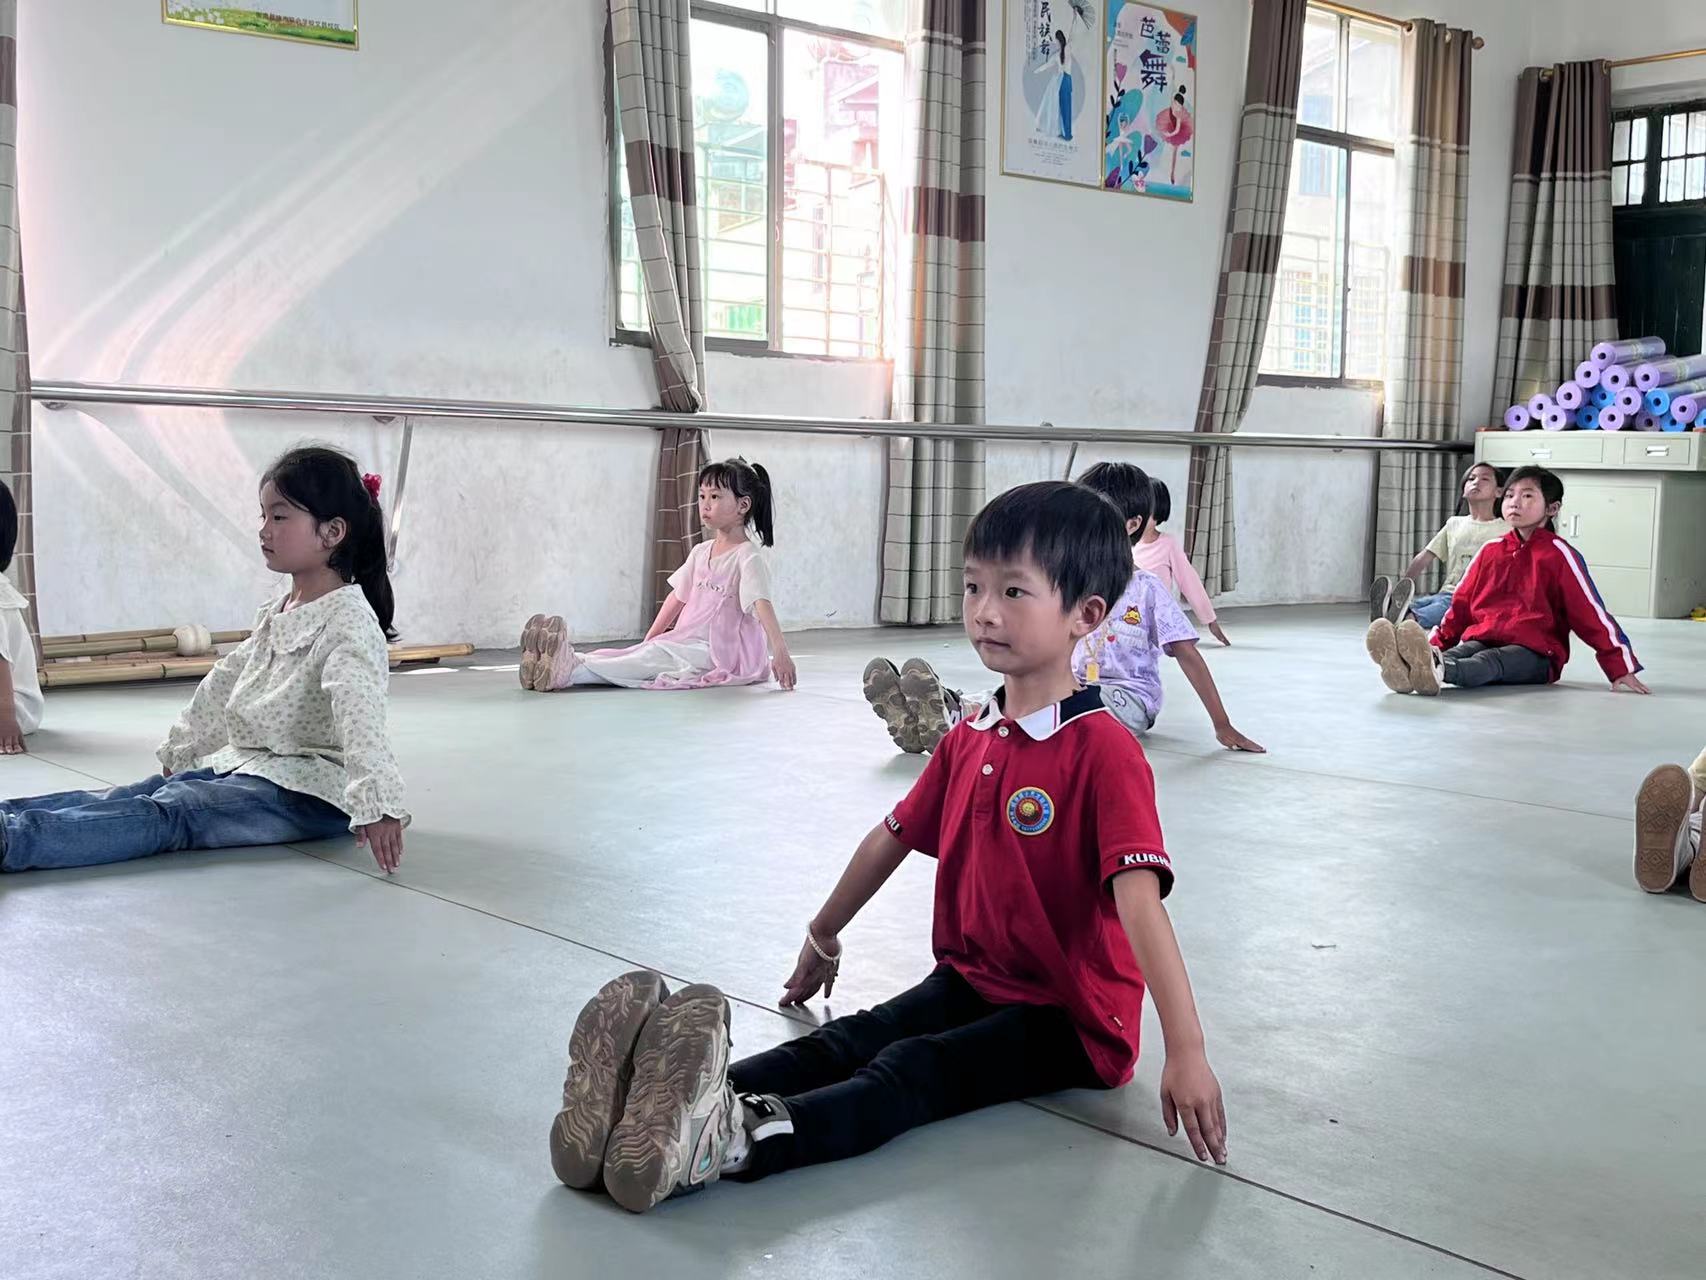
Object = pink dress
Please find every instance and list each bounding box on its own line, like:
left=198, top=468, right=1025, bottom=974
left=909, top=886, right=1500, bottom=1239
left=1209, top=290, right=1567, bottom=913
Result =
left=580, top=540, right=773, bottom=690
left=1131, top=533, right=1217, bottom=624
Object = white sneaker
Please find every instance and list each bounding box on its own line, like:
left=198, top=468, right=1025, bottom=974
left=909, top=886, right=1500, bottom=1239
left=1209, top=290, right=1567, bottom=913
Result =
left=1634, top=765, right=1698, bottom=893
left=602, top=984, right=737, bottom=1212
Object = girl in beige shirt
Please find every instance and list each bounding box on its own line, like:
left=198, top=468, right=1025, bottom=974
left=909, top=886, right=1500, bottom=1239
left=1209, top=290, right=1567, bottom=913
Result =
left=0, top=447, right=408, bottom=875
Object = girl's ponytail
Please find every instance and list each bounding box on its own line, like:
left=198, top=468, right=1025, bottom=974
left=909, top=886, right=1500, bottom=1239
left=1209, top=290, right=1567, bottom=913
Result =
left=262, top=446, right=398, bottom=640
left=697, top=457, right=776, bottom=548
left=748, top=462, right=775, bottom=548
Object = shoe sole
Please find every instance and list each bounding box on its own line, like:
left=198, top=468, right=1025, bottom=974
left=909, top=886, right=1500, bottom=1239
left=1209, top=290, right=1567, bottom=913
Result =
left=604, top=987, right=732, bottom=1214
left=522, top=617, right=571, bottom=692
left=1394, top=622, right=1440, bottom=696
left=1634, top=765, right=1691, bottom=894
left=1369, top=577, right=1392, bottom=624
left=550, top=970, right=670, bottom=1189
left=898, top=659, right=952, bottom=752
left=519, top=614, right=548, bottom=690
left=861, top=659, right=913, bottom=751
left=1386, top=578, right=1417, bottom=625
left=1365, top=620, right=1411, bottom=693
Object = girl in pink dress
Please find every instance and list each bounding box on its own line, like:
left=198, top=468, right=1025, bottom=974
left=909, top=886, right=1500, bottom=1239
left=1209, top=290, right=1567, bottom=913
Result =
left=1132, top=477, right=1229, bottom=646
left=519, top=458, right=797, bottom=692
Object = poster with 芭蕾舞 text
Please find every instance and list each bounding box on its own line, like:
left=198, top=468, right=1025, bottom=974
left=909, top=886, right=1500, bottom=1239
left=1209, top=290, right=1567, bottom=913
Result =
left=1104, top=3, right=1197, bottom=201
left=1001, top=0, right=1104, bottom=187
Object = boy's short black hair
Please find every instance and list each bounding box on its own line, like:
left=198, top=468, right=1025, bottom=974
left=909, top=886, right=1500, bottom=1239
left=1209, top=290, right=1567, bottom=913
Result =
left=0, top=478, right=15, bottom=575
left=963, top=481, right=1132, bottom=610
left=1149, top=476, right=1172, bottom=525
left=1076, top=461, right=1153, bottom=546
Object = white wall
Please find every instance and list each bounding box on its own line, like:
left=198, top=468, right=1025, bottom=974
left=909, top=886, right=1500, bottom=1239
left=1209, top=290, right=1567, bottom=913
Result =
left=19, top=0, right=1560, bottom=644
left=1530, top=1, right=1706, bottom=105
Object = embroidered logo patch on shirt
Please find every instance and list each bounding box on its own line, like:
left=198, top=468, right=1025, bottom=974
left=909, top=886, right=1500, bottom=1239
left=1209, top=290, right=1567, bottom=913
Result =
left=1007, top=787, right=1055, bottom=836
left=1122, top=605, right=1143, bottom=625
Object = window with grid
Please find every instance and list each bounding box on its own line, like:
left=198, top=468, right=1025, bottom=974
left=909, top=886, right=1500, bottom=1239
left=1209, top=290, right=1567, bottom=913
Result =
left=613, top=1, right=905, bottom=358
left=1613, top=103, right=1706, bottom=208
left=1257, top=4, right=1399, bottom=384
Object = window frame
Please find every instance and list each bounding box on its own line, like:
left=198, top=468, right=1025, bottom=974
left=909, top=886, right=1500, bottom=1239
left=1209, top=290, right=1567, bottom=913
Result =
left=1612, top=99, right=1706, bottom=212
left=607, top=0, right=904, bottom=361
left=1257, top=6, right=1395, bottom=391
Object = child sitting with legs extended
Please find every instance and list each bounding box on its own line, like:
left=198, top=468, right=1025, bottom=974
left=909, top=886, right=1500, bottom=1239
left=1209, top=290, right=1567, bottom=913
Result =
left=863, top=463, right=1262, bottom=754
left=1633, top=752, right=1706, bottom=901
left=548, top=481, right=1227, bottom=1212
left=519, top=457, right=796, bottom=692
left=1, top=447, right=408, bottom=874
left=0, top=479, right=43, bottom=754
left=1365, top=465, right=1649, bottom=697
left=1133, top=477, right=1230, bottom=646
left=1369, top=462, right=1505, bottom=628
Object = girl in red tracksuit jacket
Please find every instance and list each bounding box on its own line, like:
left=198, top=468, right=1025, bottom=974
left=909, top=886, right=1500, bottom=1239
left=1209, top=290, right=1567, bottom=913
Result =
left=1366, top=466, right=1650, bottom=696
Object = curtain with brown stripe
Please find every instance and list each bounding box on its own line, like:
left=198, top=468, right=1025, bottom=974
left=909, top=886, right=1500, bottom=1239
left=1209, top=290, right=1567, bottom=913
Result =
left=1183, top=0, right=1307, bottom=597
left=1488, top=62, right=1617, bottom=416
left=610, top=0, right=708, bottom=612
left=0, top=0, right=36, bottom=660
left=881, top=0, right=986, bottom=626
left=1375, top=21, right=1474, bottom=584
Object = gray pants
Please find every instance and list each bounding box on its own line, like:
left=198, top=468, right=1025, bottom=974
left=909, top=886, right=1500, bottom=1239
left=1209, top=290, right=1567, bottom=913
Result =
left=1441, top=641, right=1551, bottom=689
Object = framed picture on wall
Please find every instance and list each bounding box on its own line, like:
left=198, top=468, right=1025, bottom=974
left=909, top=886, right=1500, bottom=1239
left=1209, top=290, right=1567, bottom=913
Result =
left=163, top=1, right=359, bottom=50
left=999, top=1, right=1198, bottom=202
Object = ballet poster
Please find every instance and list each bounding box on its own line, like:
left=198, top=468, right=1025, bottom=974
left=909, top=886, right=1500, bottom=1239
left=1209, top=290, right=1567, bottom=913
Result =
left=1000, top=0, right=1104, bottom=187
left=1104, top=4, right=1197, bottom=200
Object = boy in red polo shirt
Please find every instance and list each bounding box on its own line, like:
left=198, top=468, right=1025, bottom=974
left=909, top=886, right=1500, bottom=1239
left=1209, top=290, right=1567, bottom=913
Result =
left=547, top=482, right=1228, bottom=1213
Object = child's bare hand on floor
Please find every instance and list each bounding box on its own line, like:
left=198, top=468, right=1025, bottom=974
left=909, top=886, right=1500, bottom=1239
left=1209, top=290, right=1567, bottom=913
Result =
left=357, top=816, right=405, bottom=874
left=1613, top=673, right=1651, bottom=695
left=1209, top=622, right=1231, bottom=646
left=781, top=933, right=840, bottom=1005
left=772, top=652, right=798, bottom=691
left=1215, top=722, right=1265, bottom=753
left=1161, top=1050, right=1228, bottom=1164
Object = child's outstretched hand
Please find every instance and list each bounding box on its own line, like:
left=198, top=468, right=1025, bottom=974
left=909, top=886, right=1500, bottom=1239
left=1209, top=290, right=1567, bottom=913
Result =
left=772, top=651, right=798, bottom=691
left=1215, top=722, right=1265, bottom=753
left=1208, top=622, right=1231, bottom=647
left=357, top=816, right=405, bottom=874
left=0, top=719, right=26, bottom=755
left=1613, top=673, right=1651, bottom=695
left=780, top=932, right=840, bottom=1005
left=1161, top=1049, right=1228, bottom=1164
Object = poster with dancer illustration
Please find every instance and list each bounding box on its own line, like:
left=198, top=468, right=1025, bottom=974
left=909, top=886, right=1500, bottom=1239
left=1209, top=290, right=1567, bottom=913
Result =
left=1000, top=0, right=1103, bottom=186
left=1103, top=4, right=1196, bottom=200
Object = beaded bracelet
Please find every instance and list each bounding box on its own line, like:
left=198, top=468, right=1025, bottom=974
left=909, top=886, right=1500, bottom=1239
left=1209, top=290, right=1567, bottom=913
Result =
left=806, top=927, right=841, bottom=976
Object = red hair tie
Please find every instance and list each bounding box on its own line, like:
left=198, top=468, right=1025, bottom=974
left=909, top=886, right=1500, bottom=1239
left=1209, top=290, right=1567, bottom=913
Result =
left=362, top=473, right=383, bottom=500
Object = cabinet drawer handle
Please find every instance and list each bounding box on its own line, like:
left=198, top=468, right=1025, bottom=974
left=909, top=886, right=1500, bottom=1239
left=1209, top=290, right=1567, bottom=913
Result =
left=1530, top=449, right=1552, bottom=459
left=1645, top=446, right=1670, bottom=456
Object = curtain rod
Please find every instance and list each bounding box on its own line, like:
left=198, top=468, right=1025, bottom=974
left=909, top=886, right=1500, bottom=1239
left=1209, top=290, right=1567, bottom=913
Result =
left=1310, top=1, right=1485, bottom=49
left=1609, top=47, right=1706, bottom=70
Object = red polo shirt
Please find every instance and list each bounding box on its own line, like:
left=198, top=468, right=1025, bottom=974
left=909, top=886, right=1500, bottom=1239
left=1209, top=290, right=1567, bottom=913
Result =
left=884, top=686, right=1171, bottom=1087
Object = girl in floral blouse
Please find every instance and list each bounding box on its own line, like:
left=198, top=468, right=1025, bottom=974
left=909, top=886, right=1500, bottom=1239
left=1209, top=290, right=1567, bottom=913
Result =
left=0, top=447, right=409, bottom=874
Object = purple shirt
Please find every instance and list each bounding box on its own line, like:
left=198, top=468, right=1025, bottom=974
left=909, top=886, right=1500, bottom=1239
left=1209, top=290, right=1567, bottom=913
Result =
left=1072, top=569, right=1198, bottom=719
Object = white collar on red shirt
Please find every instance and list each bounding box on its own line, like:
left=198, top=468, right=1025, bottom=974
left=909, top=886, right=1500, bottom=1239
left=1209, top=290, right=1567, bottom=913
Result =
left=966, top=686, right=1106, bottom=741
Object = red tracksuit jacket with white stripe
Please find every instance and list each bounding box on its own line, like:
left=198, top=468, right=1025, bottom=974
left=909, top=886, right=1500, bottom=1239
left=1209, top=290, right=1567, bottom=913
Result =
left=1430, top=527, right=1641, bottom=684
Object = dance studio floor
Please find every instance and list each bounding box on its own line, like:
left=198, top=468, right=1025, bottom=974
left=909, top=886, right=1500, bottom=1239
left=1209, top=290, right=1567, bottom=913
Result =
left=4, top=606, right=1703, bottom=1279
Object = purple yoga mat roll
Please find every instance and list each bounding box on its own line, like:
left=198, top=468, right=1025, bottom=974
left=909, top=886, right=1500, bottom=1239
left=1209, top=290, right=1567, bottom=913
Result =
left=1592, top=336, right=1666, bottom=367
left=1528, top=392, right=1555, bottom=417
left=1603, top=364, right=1637, bottom=390
left=1557, top=381, right=1586, bottom=410
left=1638, top=413, right=1663, bottom=431
left=1575, top=361, right=1602, bottom=387
left=1634, top=354, right=1706, bottom=390
left=1504, top=404, right=1533, bottom=431
left=1616, top=387, right=1645, bottom=414
left=1676, top=395, right=1702, bottom=425
left=1600, top=407, right=1628, bottom=431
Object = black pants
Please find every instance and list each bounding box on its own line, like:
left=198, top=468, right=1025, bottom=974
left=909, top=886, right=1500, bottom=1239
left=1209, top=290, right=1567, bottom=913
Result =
left=1441, top=640, right=1551, bottom=689
left=727, top=965, right=1102, bottom=1179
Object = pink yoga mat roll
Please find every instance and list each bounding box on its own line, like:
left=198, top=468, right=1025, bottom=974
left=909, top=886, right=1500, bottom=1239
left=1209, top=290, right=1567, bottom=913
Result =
left=1600, top=407, right=1628, bottom=431
left=1528, top=393, right=1555, bottom=417
left=1543, top=407, right=1572, bottom=431
left=1603, top=364, right=1637, bottom=391
left=1616, top=387, right=1645, bottom=414
left=1593, top=336, right=1666, bottom=367
left=1634, top=354, right=1706, bottom=390
left=1637, top=413, right=1663, bottom=431
left=1575, top=361, right=1602, bottom=387
left=1557, top=381, right=1586, bottom=410
left=1675, top=395, right=1703, bottom=425
left=1504, top=404, right=1533, bottom=431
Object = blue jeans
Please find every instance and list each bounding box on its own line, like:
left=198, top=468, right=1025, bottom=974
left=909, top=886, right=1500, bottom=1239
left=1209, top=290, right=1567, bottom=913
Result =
left=1410, top=592, right=1453, bottom=629
left=0, top=769, right=351, bottom=873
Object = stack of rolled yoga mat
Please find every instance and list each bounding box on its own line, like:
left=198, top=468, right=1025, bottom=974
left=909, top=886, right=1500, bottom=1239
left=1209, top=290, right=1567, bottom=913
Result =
left=1501, top=337, right=1706, bottom=432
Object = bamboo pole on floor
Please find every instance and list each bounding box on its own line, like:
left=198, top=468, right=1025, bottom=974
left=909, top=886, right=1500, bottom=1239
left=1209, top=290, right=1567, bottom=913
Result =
left=39, top=643, right=475, bottom=689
